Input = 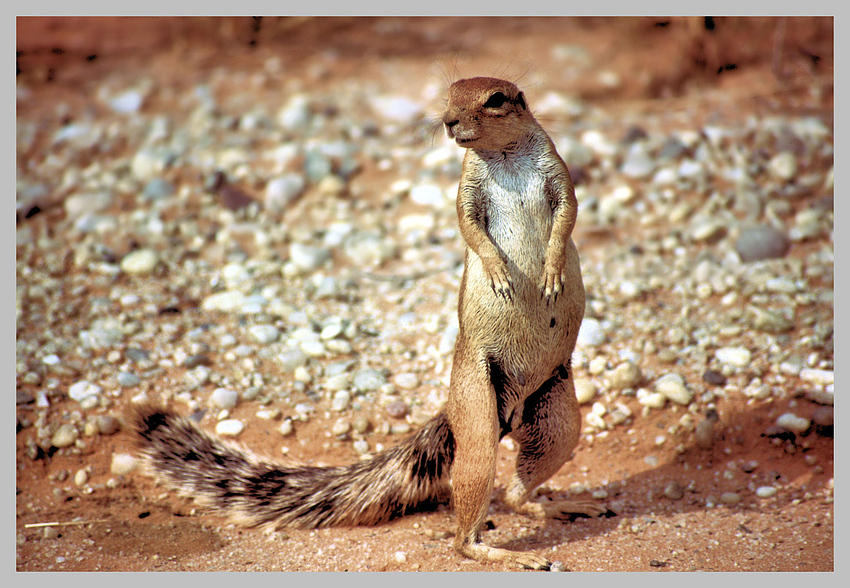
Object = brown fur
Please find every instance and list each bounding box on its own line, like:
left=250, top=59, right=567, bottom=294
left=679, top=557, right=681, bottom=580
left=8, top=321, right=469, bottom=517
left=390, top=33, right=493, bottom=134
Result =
left=130, top=77, right=606, bottom=571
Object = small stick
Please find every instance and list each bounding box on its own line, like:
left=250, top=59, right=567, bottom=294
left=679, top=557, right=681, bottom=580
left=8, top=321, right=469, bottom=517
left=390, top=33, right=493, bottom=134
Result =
left=24, top=520, right=107, bottom=528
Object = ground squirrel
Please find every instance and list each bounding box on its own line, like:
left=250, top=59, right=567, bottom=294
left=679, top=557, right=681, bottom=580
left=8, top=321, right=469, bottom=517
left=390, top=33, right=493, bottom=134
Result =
left=131, top=76, right=607, bottom=570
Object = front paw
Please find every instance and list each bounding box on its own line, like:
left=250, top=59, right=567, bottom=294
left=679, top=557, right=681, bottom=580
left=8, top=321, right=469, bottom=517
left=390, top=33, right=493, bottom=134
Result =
left=539, top=264, right=566, bottom=303
left=481, top=257, right=513, bottom=300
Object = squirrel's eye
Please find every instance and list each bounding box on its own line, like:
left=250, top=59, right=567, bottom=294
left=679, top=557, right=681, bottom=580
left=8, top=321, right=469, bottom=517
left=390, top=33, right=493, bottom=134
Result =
left=483, top=92, right=508, bottom=108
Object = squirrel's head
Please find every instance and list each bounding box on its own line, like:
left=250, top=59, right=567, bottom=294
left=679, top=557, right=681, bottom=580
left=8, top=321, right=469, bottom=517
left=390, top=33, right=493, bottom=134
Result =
left=442, top=77, right=531, bottom=151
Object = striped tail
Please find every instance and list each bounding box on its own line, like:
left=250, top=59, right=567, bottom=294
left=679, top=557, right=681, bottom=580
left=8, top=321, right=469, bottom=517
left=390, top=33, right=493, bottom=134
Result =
left=130, top=404, right=455, bottom=530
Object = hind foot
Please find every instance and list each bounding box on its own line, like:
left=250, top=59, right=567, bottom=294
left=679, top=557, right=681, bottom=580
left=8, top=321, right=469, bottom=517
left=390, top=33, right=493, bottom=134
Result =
left=513, top=498, right=612, bottom=520
left=458, top=540, right=551, bottom=570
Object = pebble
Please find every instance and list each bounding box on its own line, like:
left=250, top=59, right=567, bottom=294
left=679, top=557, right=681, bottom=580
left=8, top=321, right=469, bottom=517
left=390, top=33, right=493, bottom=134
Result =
left=577, top=318, right=605, bottom=347
left=353, top=369, right=387, bottom=392
left=606, top=362, right=642, bottom=389
left=96, top=415, right=120, bottom=435
left=767, top=151, right=798, bottom=180
left=141, top=177, right=175, bottom=201
left=64, top=191, right=112, bottom=219
left=695, top=419, right=714, bottom=450
left=393, top=373, right=420, bottom=390
left=288, top=243, right=331, bottom=273
left=202, top=291, right=247, bottom=312
left=719, top=492, right=740, bottom=505
left=735, top=226, right=790, bottom=262
left=654, top=373, right=693, bottom=405
left=799, top=368, right=834, bottom=386
left=715, top=347, right=752, bottom=369
left=755, top=486, right=778, bottom=498
left=249, top=324, right=280, bottom=344
left=215, top=419, right=245, bottom=437
left=51, top=424, right=79, bottom=448
left=332, top=390, right=351, bottom=412
left=111, top=453, right=138, bottom=476
left=353, top=439, right=370, bottom=455
left=74, top=469, right=89, bottom=486
left=116, top=372, right=141, bottom=387
left=638, top=392, right=666, bottom=409
left=264, top=174, right=306, bottom=213
left=775, top=412, right=810, bottom=434
left=68, top=381, right=102, bottom=403
left=811, top=406, right=833, bottom=427
left=663, top=481, right=684, bottom=500
left=385, top=400, right=408, bottom=419
left=574, top=379, right=597, bottom=404
left=210, top=388, right=239, bottom=410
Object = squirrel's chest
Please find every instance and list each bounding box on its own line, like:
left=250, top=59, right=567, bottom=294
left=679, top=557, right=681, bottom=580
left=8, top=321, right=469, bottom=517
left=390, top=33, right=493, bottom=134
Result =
left=481, top=163, right=552, bottom=244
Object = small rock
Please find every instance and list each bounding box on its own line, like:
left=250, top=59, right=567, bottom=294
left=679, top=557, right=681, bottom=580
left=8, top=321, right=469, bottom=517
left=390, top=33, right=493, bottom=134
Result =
left=116, top=372, right=141, bottom=387
left=386, top=400, right=408, bottom=419
left=638, top=392, right=667, bottom=409
left=549, top=561, right=568, bottom=572
left=96, top=415, right=120, bottom=435
left=394, top=551, right=408, bottom=564
left=74, top=469, right=89, bottom=486
left=210, top=388, right=239, bottom=410
left=111, top=453, right=138, bottom=476
left=607, top=362, right=643, bottom=389
left=216, top=419, right=244, bottom=437
left=331, top=418, right=351, bottom=437
left=121, top=249, right=159, bottom=276
left=654, top=373, right=693, bottom=405
left=775, top=412, right=810, bottom=434
left=64, top=191, right=112, bottom=219
left=353, top=439, right=370, bottom=455
left=702, top=370, right=726, bottom=386
left=755, top=486, right=777, bottom=499
left=715, top=347, right=752, bottom=369
left=663, top=481, right=684, bottom=500
left=577, top=318, right=605, bottom=347
left=767, top=151, right=798, bottom=181
left=202, top=291, right=247, bottom=312
left=735, top=226, right=790, bottom=262
left=812, top=406, right=834, bottom=427
left=748, top=306, right=794, bottom=333
left=332, top=390, right=351, bottom=412
left=249, top=324, right=280, bottom=345
left=288, top=243, right=331, bottom=273
left=141, top=177, right=175, bottom=201
left=799, top=368, right=834, bottom=386
left=68, top=381, right=102, bottom=403
left=353, top=369, right=387, bottom=392
left=265, top=174, right=305, bottom=212
left=51, top=424, right=79, bottom=448
left=695, top=419, right=714, bottom=450
left=719, top=492, right=740, bottom=505
left=574, top=379, right=597, bottom=404
left=393, top=373, right=420, bottom=390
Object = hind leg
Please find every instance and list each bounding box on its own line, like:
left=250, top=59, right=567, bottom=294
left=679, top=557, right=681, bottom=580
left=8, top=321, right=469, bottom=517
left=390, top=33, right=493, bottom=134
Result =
left=503, top=366, right=609, bottom=520
left=448, top=344, right=551, bottom=570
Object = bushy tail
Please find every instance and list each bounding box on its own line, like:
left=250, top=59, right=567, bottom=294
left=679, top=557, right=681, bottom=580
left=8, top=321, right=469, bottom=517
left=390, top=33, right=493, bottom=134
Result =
left=129, top=404, right=455, bottom=530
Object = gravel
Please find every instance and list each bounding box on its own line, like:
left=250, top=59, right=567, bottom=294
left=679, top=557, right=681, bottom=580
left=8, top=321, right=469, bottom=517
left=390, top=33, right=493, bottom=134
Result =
left=15, top=59, right=833, bottom=539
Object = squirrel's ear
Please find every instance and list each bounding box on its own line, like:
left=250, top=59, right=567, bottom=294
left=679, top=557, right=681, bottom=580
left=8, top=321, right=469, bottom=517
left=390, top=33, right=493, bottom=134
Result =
left=516, top=91, right=527, bottom=110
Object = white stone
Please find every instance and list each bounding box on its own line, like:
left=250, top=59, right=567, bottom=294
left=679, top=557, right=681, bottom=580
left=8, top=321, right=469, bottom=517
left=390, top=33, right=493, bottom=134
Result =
left=574, top=379, right=597, bottom=404
left=800, top=368, right=834, bottom=386
left=577, top=318, right=605, bottom=347
left=215, top=419, right=245, bottom=437
left=654, top=373, right=693, bottom=405
left=202, top=291, right=247, bottom=312
left=755, top=486, right=778, bottom=498
left=775, top=412, right=811, bottom=434
left=68, top=381, right=102, bottom=403
left=110, top=453, right=138, bottom=476
left=120, top=249, right=159, bottom=275
left=249, top=324, right=280, bottom=345
left=210, top=388, right=239, bottom=410
left=715, top=346, right=752, bottom=368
